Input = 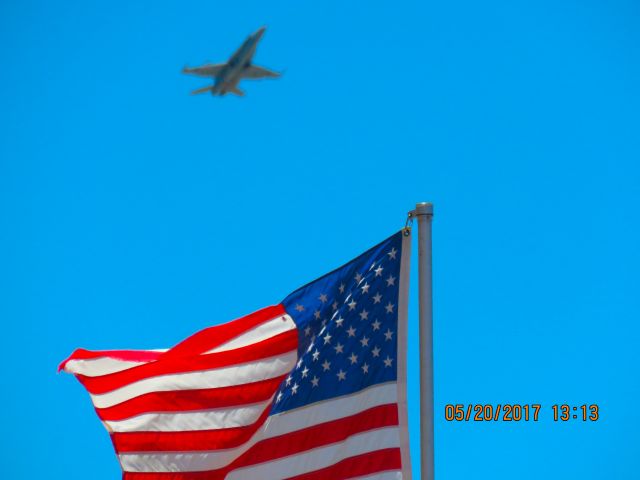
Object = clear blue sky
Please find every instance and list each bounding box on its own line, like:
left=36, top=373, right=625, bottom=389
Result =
left=1, top=0, right=639, bottom=478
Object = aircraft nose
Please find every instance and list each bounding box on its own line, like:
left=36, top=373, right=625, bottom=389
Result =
left=253, top=27, right=266, bottom=39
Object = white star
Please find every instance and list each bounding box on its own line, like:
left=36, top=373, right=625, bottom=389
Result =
left=360, top=336, right=370, bottom=347
left=384, top=329, right=394, bottom=341
left=348, top=299, right=357, bottom=311
left=349, top=352, right=358, bottom=364
left=335, top=316, right=345, bottom=327
left=361, top=282, right=370, bottom=294
left=385, top=302, right=395, bottom=314
left=321, top=319, right=327, bottom=327
left=384, top=356, right=393, bottom=368
left=362, top=363, right=370, bottom=374
left=323, top=332, right=332, bottom=344
left=372, top=346, right=381, bottom=357
left=304, top=326, right=311, bottom=336
left=332, top=301, right=338, bottom=311
left=373, top=293, right=382, bottom=304
left=355, top=272, right=363, bottom=283
left=334, top=342, right=344, bottom=354
left=347, top=326, right=356, bottom=337
left=322, top=359, right=331, bottom=371
left=388, top=247, right=398, bottom=260
left=311, top=376, right=319, bottom=387
left=359, top=309, right=369, bottom=321
left=374, top=265, right=384, bottom=277
left=286, top=375, right=292, bottom=386
left=301, top=366, right=309, bottom=378
left=337, top=369, right=347, bottom=381
left=339, top=283, right=345, bottom=294
left=386, top=275, right=396, bottom=287
left=312, top=349, right=320, bottom=361
left=319, top=294, right=328, bottom=303
left=295, top=304, right=305, bottom=312
left=291, top=382, right=299, bottom=394
left=314, top=310, right=321, bottom=320
left=371, top=320, right=381, bottom=331
left=297, top=358, right=303, bottom=369
left=276, top=391, right=283, bottom=403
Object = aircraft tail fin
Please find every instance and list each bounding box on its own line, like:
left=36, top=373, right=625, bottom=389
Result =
left=190, top=85, right=214, bottom=95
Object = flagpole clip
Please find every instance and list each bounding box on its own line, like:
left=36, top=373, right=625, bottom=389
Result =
left=403, top=212, right=414, bottom=236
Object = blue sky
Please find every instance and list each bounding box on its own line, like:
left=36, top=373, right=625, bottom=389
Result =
left=1, top=0, right=639, bottom=478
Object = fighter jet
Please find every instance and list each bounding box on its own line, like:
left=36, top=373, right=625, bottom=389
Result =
left=182, top=27, right=280, bottom=96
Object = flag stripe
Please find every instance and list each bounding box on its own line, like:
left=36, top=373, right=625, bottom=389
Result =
left=205, top=315, right=296, bottom=354
left=112, top=408, right=272, bottom=452
left=105, top=400, right=272, bottom=433
left=351, top=472, right=403, bottom=480
left=225, top=404, right=398, bottom=471
left=98, top=376, right=286, bottom=422
left=60, top=349, right=164, bottom=372
left=162, top=306, right=287, bottom=359
left=224, top=427, right=400, bottom=480
left=284, top=449, right=402, bottom=480
left=77, top=329, right=297, bottom=394
left=90, top=351, right=298, bottom=409
left=120, top=423, right=400, bottom=477
left=115, top=402, right=396, bottom=457
left=63, top=357, right=156, bottom=377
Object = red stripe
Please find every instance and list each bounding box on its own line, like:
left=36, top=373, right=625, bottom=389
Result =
left=100, top=375, right=286, bottom=422
left=77, top=329, right=297, bottom=394
left=285, top=448, right=402, bottom=480
left=121, top=404, right=399, bottom=479
left=59, top=305, right=286, bottom=372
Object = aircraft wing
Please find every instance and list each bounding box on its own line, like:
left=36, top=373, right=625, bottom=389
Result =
left=182, top=63, right=226, bottom=78
left=242, top=65, right=280, bottom=79
left=190, top=85, right=214, bottom=95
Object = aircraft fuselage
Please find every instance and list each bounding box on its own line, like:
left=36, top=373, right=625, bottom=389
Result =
left=212, top=28, right=264, bottom=95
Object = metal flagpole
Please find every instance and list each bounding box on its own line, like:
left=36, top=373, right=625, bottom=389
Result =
left=413, top=202, right=434, bottom=480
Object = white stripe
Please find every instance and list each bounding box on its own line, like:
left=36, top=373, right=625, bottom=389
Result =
left=64, top=349, right=169, bottom=377
left=119, top=382, right=398, bottom=472
left=226, top=427, right=400, bottom=479
left=64, top=358, right=149, bottom=376
left=206, top=314, right=296, bottom=354
left=91, top=351, right=297, bottom=409
left=104, top=400, right=271, bottom=433
left=353, top=472, right=403, bottom=480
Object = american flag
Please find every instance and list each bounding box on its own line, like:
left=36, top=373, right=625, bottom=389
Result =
left=60, top=230, right=412, bottom=479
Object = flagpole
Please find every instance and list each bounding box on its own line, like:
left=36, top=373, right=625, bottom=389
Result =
left=414, top=202, right=434, bottom=480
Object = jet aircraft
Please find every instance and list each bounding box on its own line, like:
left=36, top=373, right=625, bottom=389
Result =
left=183, top=27, right=280, bottom=96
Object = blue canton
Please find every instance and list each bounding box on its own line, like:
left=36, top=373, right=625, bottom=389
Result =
left=271, top=231, right=403, bottom=414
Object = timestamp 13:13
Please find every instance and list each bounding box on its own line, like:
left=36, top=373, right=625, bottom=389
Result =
left=552, top=404, right=599, bottom=421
